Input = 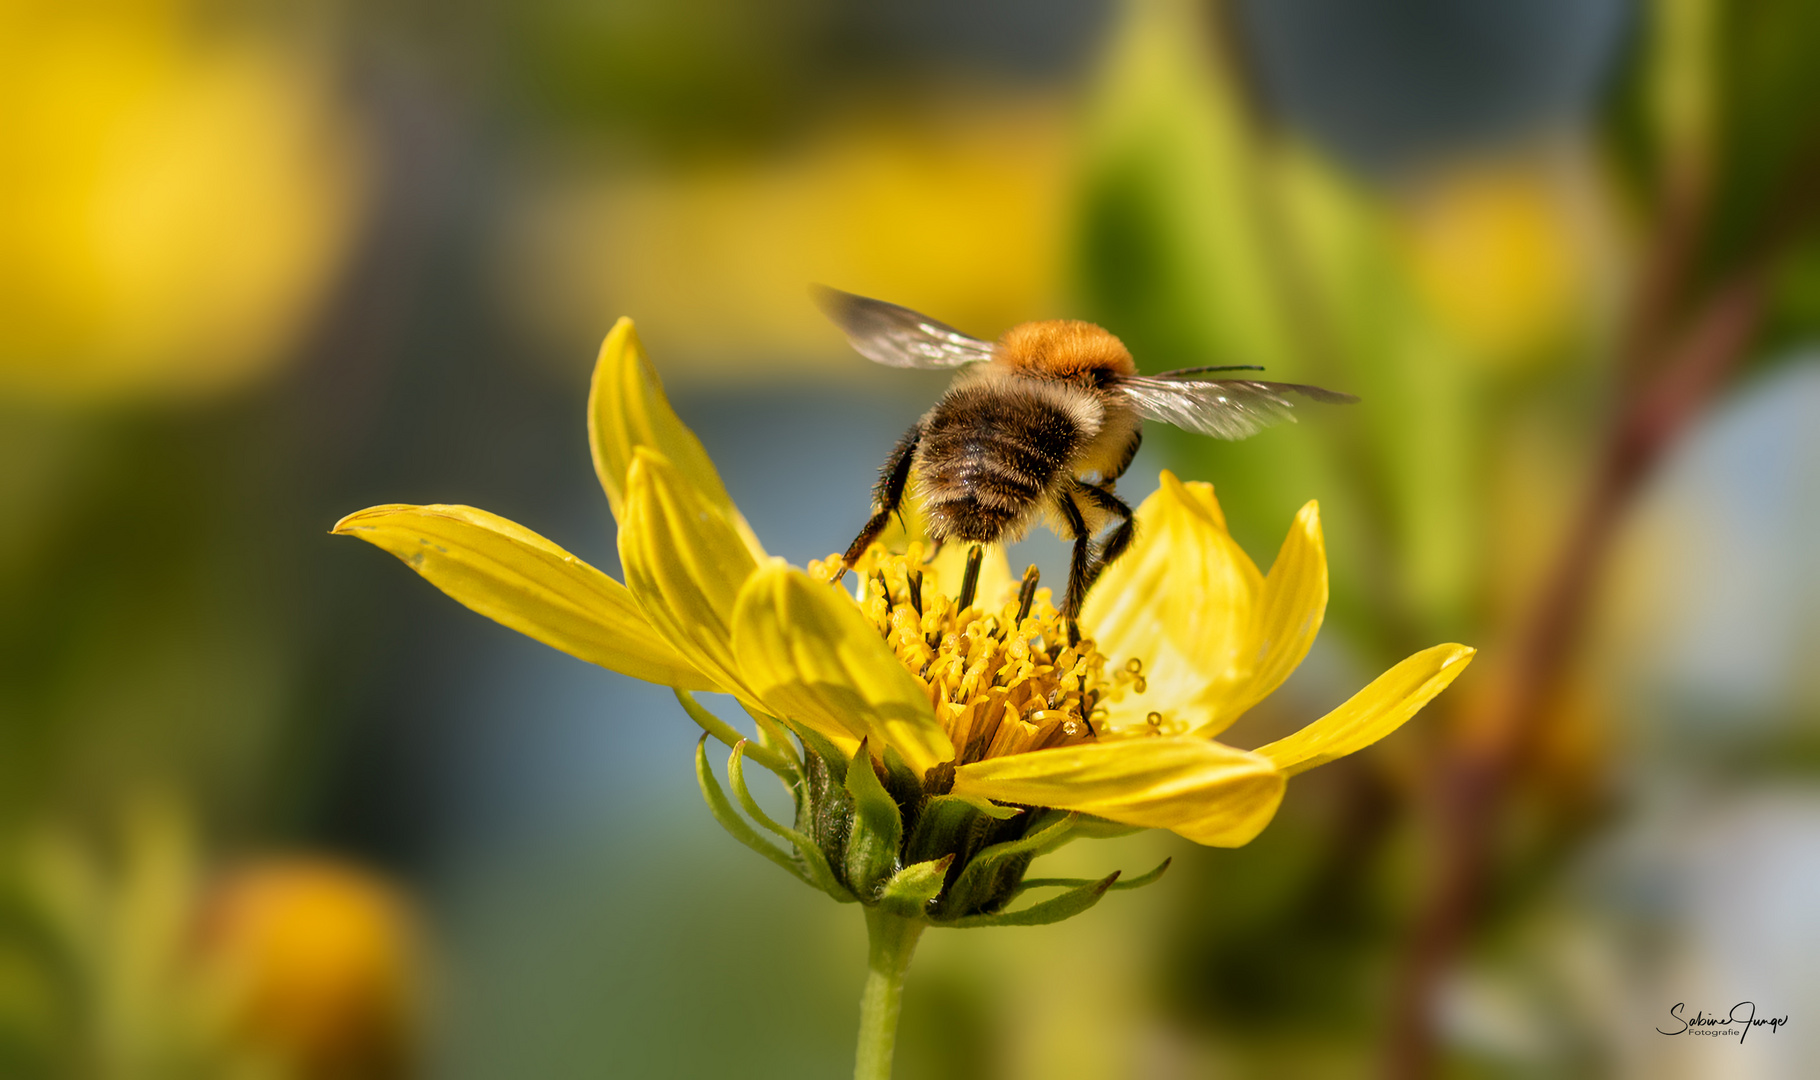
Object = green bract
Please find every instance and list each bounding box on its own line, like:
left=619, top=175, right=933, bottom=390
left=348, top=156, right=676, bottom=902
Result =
left=693, top=712, right=1170, bottom=928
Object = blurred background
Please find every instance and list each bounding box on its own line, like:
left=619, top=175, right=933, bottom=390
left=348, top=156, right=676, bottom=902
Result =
left=2, top=0, right=1817, bottom=1076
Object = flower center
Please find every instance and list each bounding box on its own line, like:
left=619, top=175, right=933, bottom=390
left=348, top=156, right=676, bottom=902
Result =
left=811, top=545, right=1150, bottom=766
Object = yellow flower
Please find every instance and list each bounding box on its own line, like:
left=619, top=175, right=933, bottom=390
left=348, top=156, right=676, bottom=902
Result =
left=334, top=319, right=1472, bottom=852
left=202, top=859, right=422, bottom=1078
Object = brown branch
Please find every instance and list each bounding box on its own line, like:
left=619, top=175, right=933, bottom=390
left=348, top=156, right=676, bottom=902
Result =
left=1379, top=269, right=1770, bottom=1079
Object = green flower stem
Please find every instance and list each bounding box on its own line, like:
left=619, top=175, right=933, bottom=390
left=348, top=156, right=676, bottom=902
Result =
left=853, top=908, right=925, bottom=1080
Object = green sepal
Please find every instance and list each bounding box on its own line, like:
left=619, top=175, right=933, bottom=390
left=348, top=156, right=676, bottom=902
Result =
left=1010, top=857, right=1172, bottom=901
left=943, top=793, right=1021, bottom=820
left=737, top=702, right=803, bottom=782
left=877, top=856, right=953, bottom=920
left=675, top=690, right=792, bottom=776
left=791, top=722, right=851, bottom=783
left=902, top=794, right=1016, bottom=880
left=693, top=735, right=810, bottom=886
left=945, top=871, right=1121, bottom=928
left=939, top=811, right=1078, bottom=917
left=842, top=739, right=905, bottom=899
left=1066, top=814, right=1146, bottom=840
left=879, top=744, right=925, bottom=812
left=728, top=742, right=854, bottom=902
left=796, top=741, right=853, bottom=889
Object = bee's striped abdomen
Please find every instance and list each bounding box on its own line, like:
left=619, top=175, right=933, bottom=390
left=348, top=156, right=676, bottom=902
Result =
left=914, top=378, right=1098, bottom=543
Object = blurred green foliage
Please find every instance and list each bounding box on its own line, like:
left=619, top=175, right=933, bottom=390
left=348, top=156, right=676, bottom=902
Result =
left=1072, top=0, right=1820, bottom=1072
left=2, top=0, right=1817, bottom=1075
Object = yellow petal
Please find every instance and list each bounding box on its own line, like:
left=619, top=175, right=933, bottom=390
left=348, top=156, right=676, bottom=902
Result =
left=1081, top=472, right=1261, bottom=732
left=618, top=449, right=762, bottom=694
left=952, top=738, right=1286, bottom=847
left=587, top=317, right=763, bottom=554
left=332, top=504, right=715, bottom=690
left=731, top=562, right=953, bottom=772
left=1255, top=644, right=1476, bottom=776
left=1191, top=500, right=1329, bottom=736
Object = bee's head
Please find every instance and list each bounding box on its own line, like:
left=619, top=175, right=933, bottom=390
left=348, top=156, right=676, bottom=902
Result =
left=994, top=319, right=1136, bottom=384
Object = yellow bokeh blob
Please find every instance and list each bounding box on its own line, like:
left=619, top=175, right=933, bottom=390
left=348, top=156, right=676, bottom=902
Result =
left=1397, top=156, right=1601, bottom=366
left=499, top=101, right=1069, bottom=379
left=201, top=859, right=421, bottom=1078
left=0, top=1, right=368, bottom=403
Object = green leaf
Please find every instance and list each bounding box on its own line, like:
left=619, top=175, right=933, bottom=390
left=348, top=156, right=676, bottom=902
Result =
left=693, top=736, right=809, bottom=887
left=728, top=742, right=853, bottom=902
left=877, top=856, right=954, bottom=920
left=945, top=872, right=1121, bottom=928
left=842, top=740, right=905, bottom=899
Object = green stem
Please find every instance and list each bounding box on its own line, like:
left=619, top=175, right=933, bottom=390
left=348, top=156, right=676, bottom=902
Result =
left=853, top=908, right=925, bottom=1080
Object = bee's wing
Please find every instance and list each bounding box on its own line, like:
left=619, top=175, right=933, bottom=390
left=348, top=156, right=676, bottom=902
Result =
left=1114, top=373, right=1358, bottom=440
left=813, top=286, right=996, bottom=369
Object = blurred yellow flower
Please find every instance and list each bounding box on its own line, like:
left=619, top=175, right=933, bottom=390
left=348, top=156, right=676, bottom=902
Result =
left=0, top=0, right=367, bottom=403
left=201, top=859, right=422, bottom=1079
left=0, top=804, right=421, bottom=1079
left=335, top=320, right=1472, bottom=847
left=1398, top=155, right=1604, bottom=365
left=498, top=103, right=1067, bottom=379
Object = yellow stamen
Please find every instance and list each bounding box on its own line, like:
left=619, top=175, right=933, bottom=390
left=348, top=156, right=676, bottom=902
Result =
left=819, top=546, right=1158, bottom=766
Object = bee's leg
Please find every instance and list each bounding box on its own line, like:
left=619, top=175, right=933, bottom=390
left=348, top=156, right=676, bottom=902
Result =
left=1056, top=488, right=1094, bottom=630
left=1079, top=483, right=1136, bottom=573
left=836, top=422, right=921, bottom=584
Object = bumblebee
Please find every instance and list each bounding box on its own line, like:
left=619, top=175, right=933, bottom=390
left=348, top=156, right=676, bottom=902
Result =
left=818, top=287, right=1356, bottom=618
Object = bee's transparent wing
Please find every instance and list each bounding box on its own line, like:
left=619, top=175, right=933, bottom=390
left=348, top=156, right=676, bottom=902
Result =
left=1115, top=372, right=1358, bottom=440
left=813, top=286, right=996, bottom=369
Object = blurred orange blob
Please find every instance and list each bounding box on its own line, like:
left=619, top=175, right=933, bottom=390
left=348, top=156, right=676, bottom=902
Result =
left=201, top=859, right=422, bottom=1079
left=0, top=0, right=368, bottom=404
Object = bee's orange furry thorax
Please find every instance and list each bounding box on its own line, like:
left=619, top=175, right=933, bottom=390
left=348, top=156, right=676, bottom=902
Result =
left=994, top=320, right=1136, bottom=380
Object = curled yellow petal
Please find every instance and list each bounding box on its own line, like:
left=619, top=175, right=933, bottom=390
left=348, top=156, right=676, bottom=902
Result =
left=332, top=504, right=715, bottom=690
left=731, top=562, right=953, bottom=772
left=1256, top=644, right=1476, bottom=777
left=1192, top=500, right=1329, bottom=736
left=587, top=317, right=763, bottom=554
left=619, top=449, right=762, bottom=694
left=952, top=738, right=1286, bottom=847
left=1082, top=472, right=1261, bottom=732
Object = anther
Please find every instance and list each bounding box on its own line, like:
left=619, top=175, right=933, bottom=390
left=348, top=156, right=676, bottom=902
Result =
left=957, top=544, right=984, bottom=610
left=1125, top=658, right=1143, bottom=674
left=1015, top=564, right=1040, bottom=622
left=1146, top=711, right=1162, bottom=727
left=906, top=569, right=924, bottom=617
